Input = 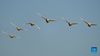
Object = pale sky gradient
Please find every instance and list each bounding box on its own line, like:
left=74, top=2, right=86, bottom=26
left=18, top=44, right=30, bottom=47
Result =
left=0, top=0, right=100, bottom=56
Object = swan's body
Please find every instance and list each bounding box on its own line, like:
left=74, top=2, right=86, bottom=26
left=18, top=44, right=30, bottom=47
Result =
left=27, top=22, right=35, bottom=26
left=27, top=22, right=40, bottom=30
left=9, top=34, right=16, bottom=38
left=16, top=27, right=23, bottom=31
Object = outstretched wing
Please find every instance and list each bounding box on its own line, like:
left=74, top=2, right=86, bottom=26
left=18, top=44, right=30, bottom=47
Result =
left=80, top=17, right=89, bottom=25
left=91, top=24, right=97, bottom=26
left=65, top=20, right=69, bottom=23
left=41, top=16, right=48, bottom=20
left=49, top=19, right=56, bottom=22
left=71, top=23, right=78, bottom=25
left=83, top=21, right=89, bottom=25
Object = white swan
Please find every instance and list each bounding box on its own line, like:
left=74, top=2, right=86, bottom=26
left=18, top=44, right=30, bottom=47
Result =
left=26, top=22, right=40, bottom=30
left=80, top=17, right=96, bottom=27
left=10, top=22, right=23, bottom=31
left=41, top=16, right=56, bottom=23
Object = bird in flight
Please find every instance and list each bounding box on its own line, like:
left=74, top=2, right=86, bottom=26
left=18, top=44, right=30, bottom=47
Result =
left=41, top=16, right=56, bottom=23
left=61, top=17, right=78, bottom=30
left=16, top=26, right=23, bottom=31
left=1, top=31, right=16, bottom=38
left=37, top=13, right=56, bottom=23
left=66, top=20, right=78, bottom=27
left=80, top=17, right=97, bottom=27
left=26, top=22, right=40, bottom=30
left=62, top=17, right=78, bottom=27
left=10, top=22, right=23, bottom=31
left=27, top=22, right=35, bottom=26
left=8, top=34, right=16, bottom=38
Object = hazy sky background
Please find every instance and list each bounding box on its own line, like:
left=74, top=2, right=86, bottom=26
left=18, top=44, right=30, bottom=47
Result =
left=0, top=0, right=100, bottom=56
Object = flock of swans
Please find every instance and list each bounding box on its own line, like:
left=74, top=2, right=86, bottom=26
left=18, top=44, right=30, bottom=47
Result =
left=1, top=13, right=97, bottom=39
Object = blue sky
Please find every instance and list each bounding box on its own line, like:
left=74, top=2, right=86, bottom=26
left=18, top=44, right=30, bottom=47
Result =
left=0, top=0, right=100, bottom=56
